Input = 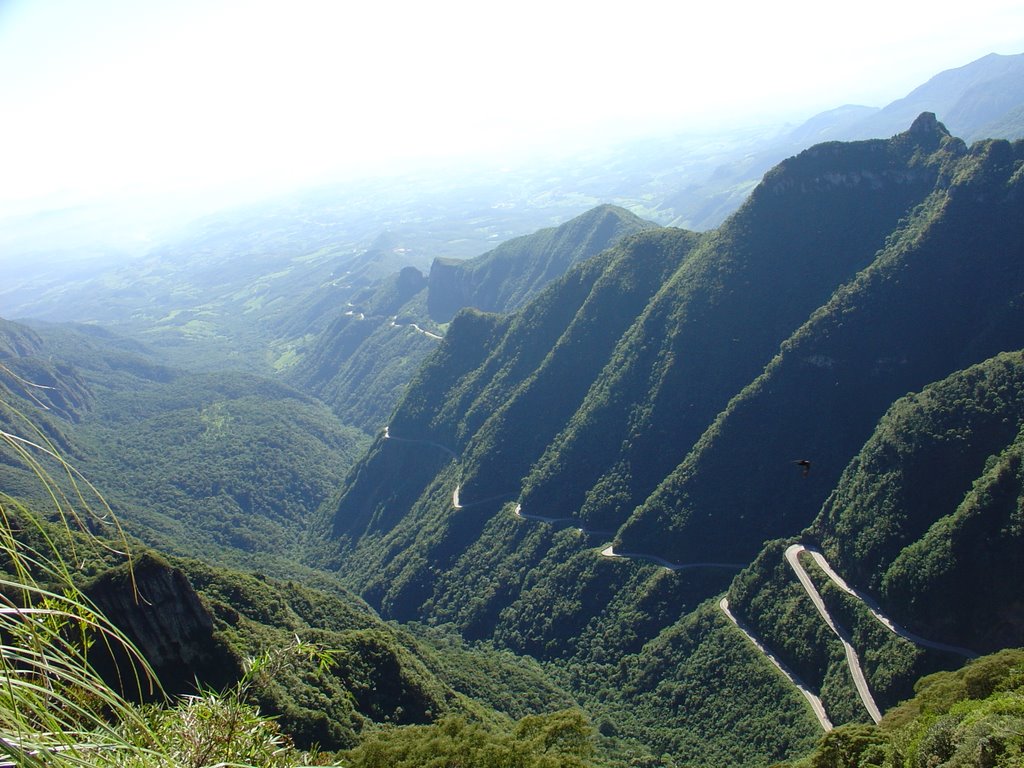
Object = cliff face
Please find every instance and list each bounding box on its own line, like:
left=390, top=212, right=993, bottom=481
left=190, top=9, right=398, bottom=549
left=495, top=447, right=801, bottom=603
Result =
left=425, top=257, right=474, bottom=323
left=87, top=555, right=235, bottom=695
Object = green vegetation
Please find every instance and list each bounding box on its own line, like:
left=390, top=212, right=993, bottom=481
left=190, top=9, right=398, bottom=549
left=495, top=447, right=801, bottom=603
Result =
left=811, top=351, right=1024, bottom=653
left=614, top=130, right=1023, bottom=565
left=728, top=351, right=1024, bottom=731
left=788, top=649, right=1024, bottom=768
left=0, top=396, right=330, bottom=766
left=426, top=204, right=658, bottom=322
left=317, top=119, right=1024, bottom=764
left=1, top=321, right=370, bottom=565
left=0, top=390, right=589, bottom=764
left=76, top=373, right=368, bottom=561
left=340, top=710, right=594, bottom=768
left=4, top=118, right=1024, bottom=765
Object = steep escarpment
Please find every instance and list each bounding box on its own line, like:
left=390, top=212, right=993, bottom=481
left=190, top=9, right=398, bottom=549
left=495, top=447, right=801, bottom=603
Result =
left=727, top=351, right=1024, bottom=730
left=522, top=115, right=957, bottom=534
left=426, top=204, right=657, bottom=322
left=294, top=205, right=656, bottom=432
left=325, top=115, right=985, bottom=625
left=615, top=134, right=1024, bottom=564
left=313, top=117, right=1024, bottom=764
left=811, top=351, right=1024, bottom=652
left=0, top=319, right=93, bottom=421
left=87, top=554, right=234, bottom=695
left=323, top=228, right=697, bottom=616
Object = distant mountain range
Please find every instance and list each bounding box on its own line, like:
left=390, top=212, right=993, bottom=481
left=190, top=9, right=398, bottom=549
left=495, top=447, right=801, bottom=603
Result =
left=665, top=52, right=1024, bottom=230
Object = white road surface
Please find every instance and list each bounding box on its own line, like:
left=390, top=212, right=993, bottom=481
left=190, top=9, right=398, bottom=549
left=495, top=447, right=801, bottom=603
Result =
left=785, top=544, right=882, bottom=723
left=719, top=597, right=834, bottom=731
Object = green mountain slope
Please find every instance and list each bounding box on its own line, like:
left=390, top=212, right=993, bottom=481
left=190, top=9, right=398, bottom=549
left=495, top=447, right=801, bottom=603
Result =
left=323, top=115, right=991, bottom=626
left=790, top=649, right=1024, bottom=768
left=323, top=227, right=698, bottom=611
left=812, top=351, right=1024, bottom=652
left=616, top=128, right=1024, bottom=564
left=426, top=204, right=659, bottom=322
left=726, top=351, right=1024, bottom=731
left=288, top=266, right=439, bottom=432
left=521, top=114, right=956, bottom=536
left=7, top=112, right=1023, bottom=765
left=313, top=117, right=1024, bottom=763
left=0, top=499, right=580, bottom=755
left=292, top=205, right=658, bottom=432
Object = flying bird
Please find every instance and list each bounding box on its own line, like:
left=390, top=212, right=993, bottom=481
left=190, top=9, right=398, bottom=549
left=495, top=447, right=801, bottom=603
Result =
left=794, top=459, right=811, bottom=478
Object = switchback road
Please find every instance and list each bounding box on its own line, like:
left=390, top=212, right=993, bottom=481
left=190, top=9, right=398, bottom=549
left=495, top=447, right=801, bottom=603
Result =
left=785, top=544, right=882, bottom=723
left=719, top=597, right=833, bottom=731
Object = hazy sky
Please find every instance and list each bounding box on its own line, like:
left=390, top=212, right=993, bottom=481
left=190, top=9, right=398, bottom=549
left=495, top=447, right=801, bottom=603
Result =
left=1, top=0, right=1023, bottom=215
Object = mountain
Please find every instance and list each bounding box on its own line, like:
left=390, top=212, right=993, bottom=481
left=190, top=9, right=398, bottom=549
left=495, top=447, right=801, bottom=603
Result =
left=425, top=204, right=659, bottom=322
left=4, top=54, right=1019, bottom=377
left=4, top=53, right=1024, bottom=765
left=728, top=350, right=1024, bottom=725
left=323, top=113, right=971, bottom=604
left=857, top=52, right=1024, bottom=141
left=0, top=497, right=581, bottom=755
left=791, top=649, right=1024, bottom=768
left=612, top=118, right=1024, bottom=565
left=287, top=266, right=437, bottom=432
left=673, top=52, right=1024, bottom=232
left=291, top=204, right=657, bottom=431
left=315, top=116, right=1024, bottom=763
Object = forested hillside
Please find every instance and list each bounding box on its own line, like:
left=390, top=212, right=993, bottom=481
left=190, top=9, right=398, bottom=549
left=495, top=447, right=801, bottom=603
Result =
left=291, top=204, right=657, bottom=431
left=0, top=341, right=594, bottom=762
left=0, top=320, right=370, bottom=566
left=317, top=115, right=1024, bottom=764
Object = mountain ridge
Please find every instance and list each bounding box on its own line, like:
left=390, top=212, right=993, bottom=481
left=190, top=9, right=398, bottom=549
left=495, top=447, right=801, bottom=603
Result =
left=311, top=116, right=1024, bottom=762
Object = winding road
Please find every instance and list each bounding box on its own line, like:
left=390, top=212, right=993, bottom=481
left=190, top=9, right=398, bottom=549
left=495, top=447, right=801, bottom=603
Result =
left=513, top=504, right=614, bottom=536
left=380, top=427, right=972, bottom=731
left=600, top=545, right=744, bottom=573
left=719, top=597, right=833, bottom=731
left=773, top=544, right=979, bottom=726
left=798, top=546, right=978, bottom=659
left=453, top=485, right=516, bottom=510
left=389, top=317, right=444, bottom=340
left=785, top=544, right=882, bottom=723
left=596, top=534, right=977, bottom=729
left=382, top=425, right=458, bottom=460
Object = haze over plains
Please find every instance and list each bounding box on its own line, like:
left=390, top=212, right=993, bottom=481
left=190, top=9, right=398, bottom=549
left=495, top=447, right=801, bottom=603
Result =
left=1, top=0, right=1023, bottom=221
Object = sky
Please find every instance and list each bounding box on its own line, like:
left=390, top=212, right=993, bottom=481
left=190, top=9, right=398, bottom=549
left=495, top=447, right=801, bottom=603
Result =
left=1, top=0, right=1023, bottom=217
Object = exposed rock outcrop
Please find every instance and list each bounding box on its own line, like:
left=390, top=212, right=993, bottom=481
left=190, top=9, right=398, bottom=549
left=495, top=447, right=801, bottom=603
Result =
left=87, top=553, right=236, bottom=696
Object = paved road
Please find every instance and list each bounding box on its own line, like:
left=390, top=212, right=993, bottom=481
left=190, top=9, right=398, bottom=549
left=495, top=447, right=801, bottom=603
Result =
left=802, top=547, right=978, bottom=658
left=785, top=545, right=882, bottom=723
left=452, top=484, right=515, bottom=510
left=719, top=597, right=833, bottom=732
left=512, top=504, right=614, bottom=535
left=600, top=545, right=744, bottom=572
left=389, top=317, right=443, bottom=340
left=382, top=425, right=458, bottom=459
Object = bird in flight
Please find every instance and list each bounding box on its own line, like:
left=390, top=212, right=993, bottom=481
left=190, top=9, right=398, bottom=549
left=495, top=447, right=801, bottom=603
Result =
left=794, top=459, right=811, bottom=478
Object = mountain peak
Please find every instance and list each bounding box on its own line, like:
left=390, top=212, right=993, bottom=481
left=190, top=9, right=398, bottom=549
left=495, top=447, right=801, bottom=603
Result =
left=908, top=111, right=949, bottom=138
